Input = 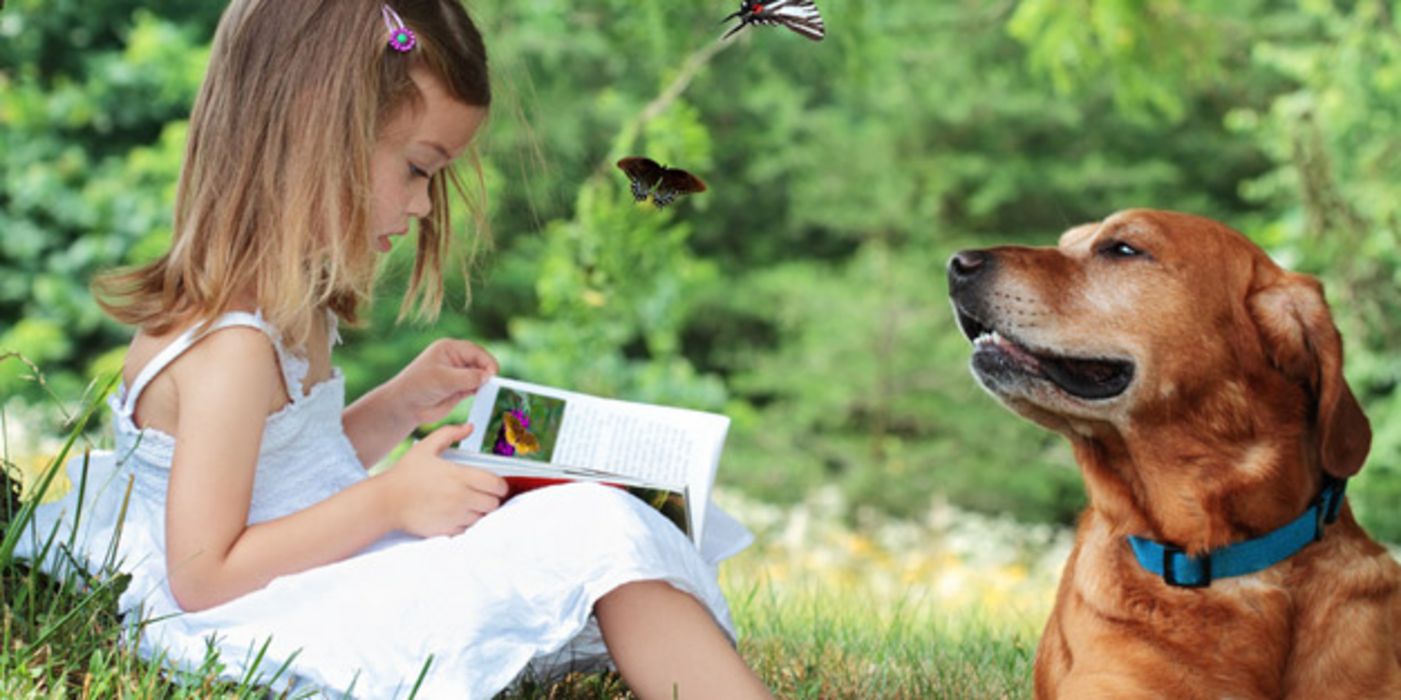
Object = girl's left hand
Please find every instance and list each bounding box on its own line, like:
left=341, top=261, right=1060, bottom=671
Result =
left=389, top=339, right=499, bottom=426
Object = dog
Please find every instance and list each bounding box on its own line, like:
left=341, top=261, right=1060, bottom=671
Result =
left=946, top=209, right=1401, bottom=698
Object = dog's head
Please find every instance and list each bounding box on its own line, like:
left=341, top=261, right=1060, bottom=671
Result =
left=947, top=209, right=1370, bottom=482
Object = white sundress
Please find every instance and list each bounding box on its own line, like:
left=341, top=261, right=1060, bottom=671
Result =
left=16, top=310, right=751, bottom=699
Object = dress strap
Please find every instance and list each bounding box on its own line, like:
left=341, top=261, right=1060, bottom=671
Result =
left=119, top=311, right=287, bottom=416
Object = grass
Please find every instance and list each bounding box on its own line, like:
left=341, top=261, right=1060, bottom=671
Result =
left=0, top=363, right=1048, bottom=698
left=729, top=583, right=1036, bottom=698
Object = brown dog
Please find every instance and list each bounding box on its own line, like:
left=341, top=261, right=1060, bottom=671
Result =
left=947, top=209, right=1401, bottom=698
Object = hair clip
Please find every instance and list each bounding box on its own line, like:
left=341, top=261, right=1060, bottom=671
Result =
left=382, top=4, right=416, bottom=52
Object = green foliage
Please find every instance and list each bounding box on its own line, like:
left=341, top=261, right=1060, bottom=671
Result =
left=1, top=2, right=210, bottom=400
left=1007, top=0, right=1252, bottom=121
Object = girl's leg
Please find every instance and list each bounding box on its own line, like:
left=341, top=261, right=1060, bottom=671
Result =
left=595, top=580, right=773, bottom=699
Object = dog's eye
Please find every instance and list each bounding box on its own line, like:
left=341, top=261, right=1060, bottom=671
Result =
left=1098, top=241, right=1143, bottom=259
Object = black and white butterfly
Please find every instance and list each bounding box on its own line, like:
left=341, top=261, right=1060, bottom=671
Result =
left=616, top=157, right=708, bottom=209
left=721, top=0, right=825, bottom=42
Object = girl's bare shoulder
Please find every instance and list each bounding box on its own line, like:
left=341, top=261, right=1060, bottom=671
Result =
left=124, top=320, right=288, bottom=433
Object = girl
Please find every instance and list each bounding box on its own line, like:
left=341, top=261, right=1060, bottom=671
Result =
left=34, top=1, right=772, bottom=697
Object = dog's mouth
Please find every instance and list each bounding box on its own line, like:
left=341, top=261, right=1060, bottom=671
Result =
left=955, top=307, right=1134, bottom=400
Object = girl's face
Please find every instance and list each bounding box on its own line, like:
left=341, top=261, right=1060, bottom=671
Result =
left=370, top=69, right=487, bottom=253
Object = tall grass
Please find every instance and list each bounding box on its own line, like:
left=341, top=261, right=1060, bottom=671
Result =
left=0, top=357, right=1046, bottom=698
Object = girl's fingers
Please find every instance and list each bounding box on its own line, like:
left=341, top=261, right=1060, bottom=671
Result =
left=462, top=490, right=501, bottom=515
left=438, top=366, right=492, bottom=395
left=420, top=422, right=475, bottom=453
left=461, top=468, right=508, bottom=497
left=441, top=338, right=499, bottom=375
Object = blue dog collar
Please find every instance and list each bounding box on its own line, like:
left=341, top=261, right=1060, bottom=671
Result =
left=1128, top=477, right=1347, bottom=588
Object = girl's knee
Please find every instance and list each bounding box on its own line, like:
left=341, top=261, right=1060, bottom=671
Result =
left=595, top=580, right=689, bottom=621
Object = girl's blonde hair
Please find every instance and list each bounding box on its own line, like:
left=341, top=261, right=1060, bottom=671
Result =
left=94, top=0, right=491, bottom=350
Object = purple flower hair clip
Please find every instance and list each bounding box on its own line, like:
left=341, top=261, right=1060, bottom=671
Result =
left=381, top=4, right=416, bottom=53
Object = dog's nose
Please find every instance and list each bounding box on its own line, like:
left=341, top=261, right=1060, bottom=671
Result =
left=948, top=249, right=991, bottom=292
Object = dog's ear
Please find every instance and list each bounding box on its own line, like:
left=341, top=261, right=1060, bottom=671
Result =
left=1248, top=268, right=1371, bottom=478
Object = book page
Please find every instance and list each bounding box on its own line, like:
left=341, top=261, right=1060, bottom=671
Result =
left=460, top=377, right=728, bottom=540
left=553, top=404, right=693, bottom=486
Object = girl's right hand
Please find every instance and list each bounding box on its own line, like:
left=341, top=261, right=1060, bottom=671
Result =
left=379, top=422, right=509, bottom=537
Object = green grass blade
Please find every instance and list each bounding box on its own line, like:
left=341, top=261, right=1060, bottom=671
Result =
left=235, top=637, right=274, bottom=692
left=66, top=448, right=92, bottom=552
left=100, top=474, right=135, bottom=573
left=0, top=372, right=118, bottom=569
left=24, top=563, right=131, bottom=651
left=405, top=654, right=434, bottom=699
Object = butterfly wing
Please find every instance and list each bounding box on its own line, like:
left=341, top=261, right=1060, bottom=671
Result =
left=758, top=0, right=825, bottom=41
left=502, top=412, right=524, bottom=444
left=658, top=167, right=707, bottom=195
left=617, top=157, right=664, bottom=202
left=617, top=156, right=663, bottom=182
left=627, top=178, right=650, bottom=202
left=514, top=432, right=540, bottom=455
left=652, top=166, right=707, bottom=209
left=503, top=412, right=541, bottom=456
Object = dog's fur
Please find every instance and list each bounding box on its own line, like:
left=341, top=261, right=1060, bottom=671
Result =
left=947, top=209, right=1401, bottom=698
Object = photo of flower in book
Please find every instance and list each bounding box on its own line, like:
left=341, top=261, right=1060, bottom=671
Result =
left=485, top=388, right=565, bottom=462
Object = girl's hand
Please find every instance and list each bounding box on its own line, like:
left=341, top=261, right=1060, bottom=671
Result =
left=379, top=422, right=509, bottom=537
left=390, top=339, right=500, bottom=426
left=342, top=339, right=498, bottom=469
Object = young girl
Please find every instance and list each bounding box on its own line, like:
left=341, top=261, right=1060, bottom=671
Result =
left=29, top=1, right=773, bottom=697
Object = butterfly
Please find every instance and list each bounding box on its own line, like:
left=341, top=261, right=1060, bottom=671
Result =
left=502, top=411, right=540, bottom=456
left=720, top=0, right=826, bottom=42
left=615, top=157, right=708, bottom=209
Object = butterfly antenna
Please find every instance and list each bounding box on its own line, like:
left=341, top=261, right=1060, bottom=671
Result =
left=721, top=20, right=748, bottom=40
left=720, top=9, right=744, bottom=23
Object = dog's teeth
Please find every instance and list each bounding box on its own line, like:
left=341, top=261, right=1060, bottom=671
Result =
left=974, top=329, right=1010, bottom=348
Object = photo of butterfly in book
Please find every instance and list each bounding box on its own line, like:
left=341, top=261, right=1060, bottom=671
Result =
left=484, top=388, right=565, bottom=461
left=616, top=156, right=707, bottom=209
left=720, top=0, right=826, bottom=42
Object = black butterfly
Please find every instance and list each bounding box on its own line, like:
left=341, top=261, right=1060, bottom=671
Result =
left=721, top=0, right=826, bottom=42
left=616, top=157, right=708, bottom=209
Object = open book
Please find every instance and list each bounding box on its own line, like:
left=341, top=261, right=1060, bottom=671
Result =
left=442, top=377, right=731, bottom=547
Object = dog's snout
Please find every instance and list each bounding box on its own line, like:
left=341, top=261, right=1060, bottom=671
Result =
left=950, top=250, right=988, bottom=276
left=948, top=249, right=993, bottom=293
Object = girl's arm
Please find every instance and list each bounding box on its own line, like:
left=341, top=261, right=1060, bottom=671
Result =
left=341, top=380, right=419, bottom=467
left=342, top=339, right=499, bottom=467
left=164, top=330, right=506, bottom=612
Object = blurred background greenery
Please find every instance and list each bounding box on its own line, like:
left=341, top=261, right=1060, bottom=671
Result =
left=2, top=0, right=1398, bottom=539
